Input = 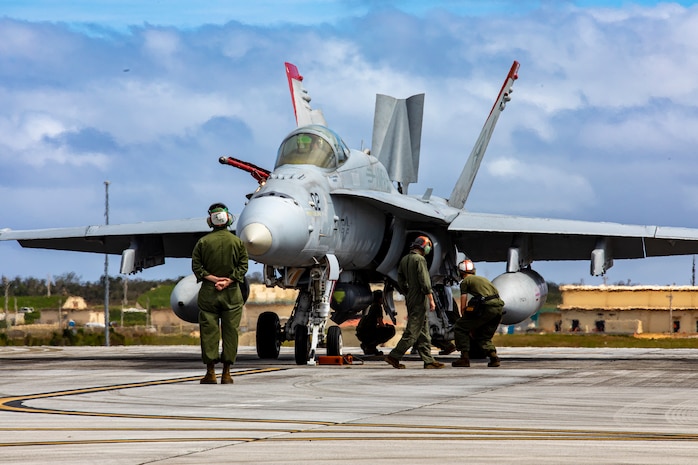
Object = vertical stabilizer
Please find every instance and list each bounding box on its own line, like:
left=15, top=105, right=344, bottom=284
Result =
left=371, top=93, right=424, bottom=194
left=447, top=61, right=519, bottom=209
left=285, top=62, right=326, bottom=127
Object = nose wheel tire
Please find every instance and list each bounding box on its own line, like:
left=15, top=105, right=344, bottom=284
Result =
left=326, top=325, right=343, bottom=356
left=294, top=325, right=311, bottom=365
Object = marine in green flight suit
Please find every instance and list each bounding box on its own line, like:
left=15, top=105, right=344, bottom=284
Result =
left=452, top=259, right=504, bottom=368
left=192, top=203, right=249, bottom=384
left=384, top=236, right=445, bottom=369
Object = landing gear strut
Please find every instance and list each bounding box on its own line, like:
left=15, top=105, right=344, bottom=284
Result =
left=256, top=254, right=341, bottom=365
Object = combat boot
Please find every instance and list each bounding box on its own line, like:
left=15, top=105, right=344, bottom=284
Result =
left=221, top=362, right=234, bottom=384
left=363, top=344, right=379, bottom=356
left=200, top=363, right=217, bottom=384
left=451, top=352, right=470, bottom=367
left=424, top=361, right=445, bottom=369
left=384, top=355, right=406, bottom=369
left=438, top=342, right=456, bottom=356
left=487, top=351, right=501, bottom=368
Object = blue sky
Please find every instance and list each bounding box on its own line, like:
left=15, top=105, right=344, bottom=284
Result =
left=2, top=0, right=698, bottom=286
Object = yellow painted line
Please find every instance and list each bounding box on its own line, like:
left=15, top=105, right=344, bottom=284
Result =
left=1, top=425, right=695, bottom=441
left=0, top=427, right=294, bottom=432
left=263, top=434, right=698, bottom=442
left=2, top=430, right=698, bottom=448
left=0, top=437, right=260, bottom=447
left=2, top=367, right=279, bottom=401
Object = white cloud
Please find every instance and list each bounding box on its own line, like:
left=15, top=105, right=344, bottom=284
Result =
left=143, top=29, right=182, bottom=67
left=2, top=2, right=698, bottom=285
left=483, top=156, right=596, bottom=214
left=0, top=112, right=66, bottom=152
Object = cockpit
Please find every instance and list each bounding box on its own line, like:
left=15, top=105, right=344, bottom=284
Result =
left=275, top=125, right=350, bottom=169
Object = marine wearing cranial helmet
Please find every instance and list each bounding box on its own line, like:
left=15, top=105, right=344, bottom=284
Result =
left=207, top=203, right=234, bottom=229
left=410, top=235, right=432, bottom=255
left=193, top=201, right=248, bottom=384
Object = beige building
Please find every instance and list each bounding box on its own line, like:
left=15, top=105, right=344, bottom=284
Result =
left=62, top=296, right=88, bottom=310
left=539, top=285, right=698, bottom=334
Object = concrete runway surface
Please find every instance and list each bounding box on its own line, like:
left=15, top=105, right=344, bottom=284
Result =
left=1, top=345, right=698, bottom=464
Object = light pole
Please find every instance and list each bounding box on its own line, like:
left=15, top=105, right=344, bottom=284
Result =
left=104, top=181, right=110, bottom=346
left=2, top=276, right=9, bottom=324
left=667, top=291, right=673, bottom=334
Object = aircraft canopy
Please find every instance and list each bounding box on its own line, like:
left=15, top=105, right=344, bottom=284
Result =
left=276, top=125, right=349, bottom=169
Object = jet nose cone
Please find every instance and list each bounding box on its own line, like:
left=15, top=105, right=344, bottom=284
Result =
left=239, top=222, right=272, bottom=256
left=237, top=195, right=311, bottom=265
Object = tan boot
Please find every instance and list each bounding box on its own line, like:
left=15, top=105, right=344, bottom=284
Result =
left=384, top=355, right=405, bottom=369
left=488, top=351, right=501, bottom=368
left=221, top=362, right=234, bottom=384
left=200, top=363, right=217, bottom=384
left=451, top=352, right=470, bottom=367
left=424, top=361, right=445, bottom=369
left=438, top=343, right=456, bottom=356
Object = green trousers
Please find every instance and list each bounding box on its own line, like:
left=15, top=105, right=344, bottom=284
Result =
left=453, top=305, right=503, bottom=355
left=389, top=298, right=436, bottom=365
left=198, top=289, right=243, bottom=365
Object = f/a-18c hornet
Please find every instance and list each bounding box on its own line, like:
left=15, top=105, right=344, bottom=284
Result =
left=4, top=61, right=698, bottom=364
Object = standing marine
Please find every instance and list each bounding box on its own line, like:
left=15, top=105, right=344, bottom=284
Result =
left=192, top=202, right=249, bottom=384
left=452, top=259, right=504, bottom=368
left=384, top=236, right=445, bottom=369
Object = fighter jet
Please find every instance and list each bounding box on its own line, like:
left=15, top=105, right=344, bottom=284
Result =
left=3, top=61, right=698, bottom=365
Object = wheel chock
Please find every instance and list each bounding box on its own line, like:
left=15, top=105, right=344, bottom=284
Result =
left=317, top=355, right=354, bottom=365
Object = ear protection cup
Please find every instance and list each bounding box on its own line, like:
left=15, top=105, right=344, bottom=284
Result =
left=207, top=202, right=234, bottom=227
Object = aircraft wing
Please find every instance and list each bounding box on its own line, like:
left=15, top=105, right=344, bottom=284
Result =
left=0, top=218, right=218, bottom=273
left=449, top=212, right=698, bottom=273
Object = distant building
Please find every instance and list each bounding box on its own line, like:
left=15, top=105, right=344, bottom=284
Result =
left=33, top=295, right=100, bottom=326
left=62, top=296, right=87, bottom=310
left=538, top=285, right=698, bottom=334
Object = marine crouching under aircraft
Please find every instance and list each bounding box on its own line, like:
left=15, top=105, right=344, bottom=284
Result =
left=4, top=60, right=698, bottom=365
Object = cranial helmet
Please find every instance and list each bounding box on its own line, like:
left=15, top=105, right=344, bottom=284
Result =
left=411, top=235, right=433, bottom=255
left=296, top=134, right=312, bottom=153
left=207, top=202, right=233, bottom=228
left=458, top=259, right=476, bottom=274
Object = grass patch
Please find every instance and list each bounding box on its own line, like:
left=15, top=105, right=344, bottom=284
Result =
left=495, top=333, right=698, bottom=349
left=137, top=284, right=175, bottom=309
left=0, top=328, right=199, bottom=346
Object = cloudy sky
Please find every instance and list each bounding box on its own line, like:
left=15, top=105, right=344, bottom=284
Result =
left=2, top=0, right=698, bottom=286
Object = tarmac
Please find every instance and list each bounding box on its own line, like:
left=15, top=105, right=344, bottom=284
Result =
left=1, top=345, right=698, bottom=464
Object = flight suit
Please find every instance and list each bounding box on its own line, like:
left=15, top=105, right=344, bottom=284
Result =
left=192, top=228, right=249, bottom=365
left=388, top=250, right=437, bottom=365
left=454, top=274, right=504, bottom=357
left=356, top=299, right=396, bottom=355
